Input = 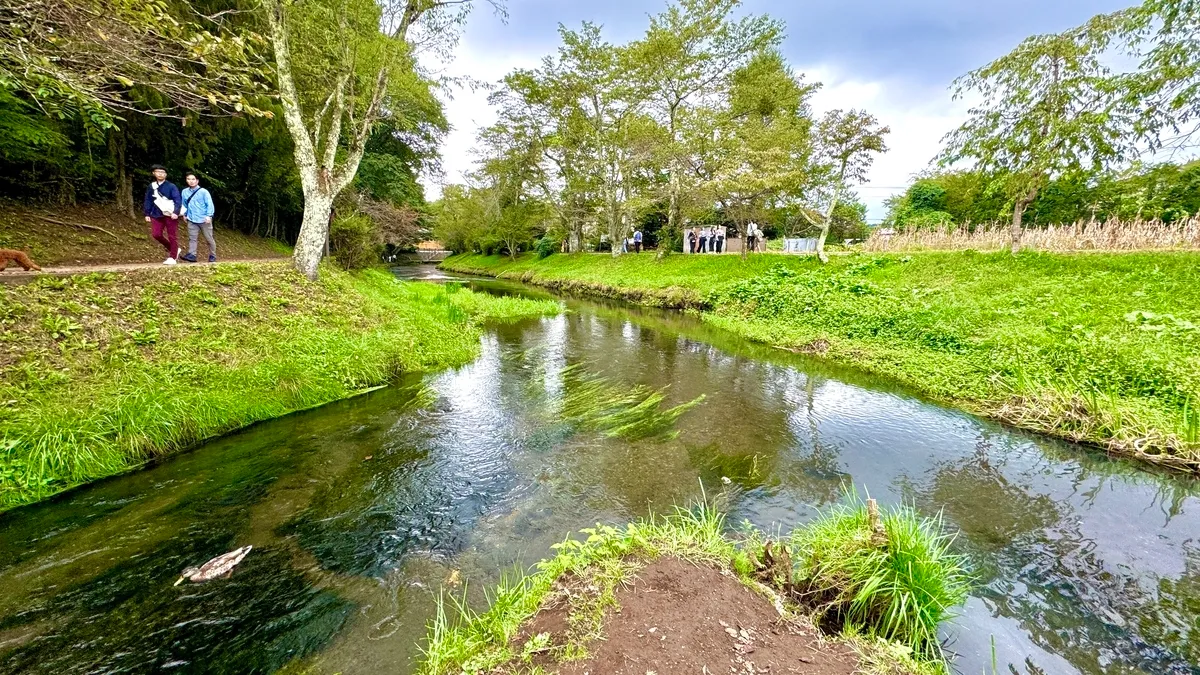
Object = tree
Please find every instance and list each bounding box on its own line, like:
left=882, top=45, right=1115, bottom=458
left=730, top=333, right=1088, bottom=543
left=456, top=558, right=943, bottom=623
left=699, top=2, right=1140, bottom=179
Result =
left=264, top=0, right=495, bottom=279
left=940, top=30, right=1135, bottom=253
left=1081, top=1, right=1200, bottom=153
left=0, top=0, right=270, bottom=126
left=813, top=109, right=888, bottom=262
left=704, top=50, right=820, bottom=259
left=630, top=0, right=781, bottom=246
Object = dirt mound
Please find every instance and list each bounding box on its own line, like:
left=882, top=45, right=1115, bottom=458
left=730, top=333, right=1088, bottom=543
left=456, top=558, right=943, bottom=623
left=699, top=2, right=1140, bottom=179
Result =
left=522, top=557, right=858, bottom=675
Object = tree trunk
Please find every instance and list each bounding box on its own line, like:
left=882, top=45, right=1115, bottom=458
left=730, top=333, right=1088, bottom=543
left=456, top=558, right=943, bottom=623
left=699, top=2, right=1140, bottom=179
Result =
left=108, top=129, right=134, bottom=218
left=294, top=191, right=334, bottom=280
left=816, top=189, right=841, bottom=264
left=667, top=167, right=680, bottom=250
left=1010, top=188, right=1038, bottom=255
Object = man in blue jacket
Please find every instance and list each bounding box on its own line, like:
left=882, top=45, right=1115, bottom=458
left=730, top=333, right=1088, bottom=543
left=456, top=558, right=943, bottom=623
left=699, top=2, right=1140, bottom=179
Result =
left=180, top=172, right=217, bottom=263
left=143, top=164, right=182, bottom=265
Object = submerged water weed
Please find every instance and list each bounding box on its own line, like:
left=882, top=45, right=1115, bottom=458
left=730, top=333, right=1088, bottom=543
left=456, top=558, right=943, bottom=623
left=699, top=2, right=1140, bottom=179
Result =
left=557, top=364, right=704, bottom=441
left=789, top=496, right=971, bottom=663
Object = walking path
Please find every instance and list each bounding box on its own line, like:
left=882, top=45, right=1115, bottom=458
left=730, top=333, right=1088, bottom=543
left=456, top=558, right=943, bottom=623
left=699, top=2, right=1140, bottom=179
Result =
left=0, top=257, right=288, bottom=284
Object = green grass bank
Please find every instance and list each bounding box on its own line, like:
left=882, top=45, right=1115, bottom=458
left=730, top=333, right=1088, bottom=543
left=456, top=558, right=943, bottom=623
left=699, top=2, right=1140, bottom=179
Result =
left=442, top=251, right=1200, bottom=472
left=0, top=263, right=560, bottom=512
left=421, top=500, right=968, bottom=675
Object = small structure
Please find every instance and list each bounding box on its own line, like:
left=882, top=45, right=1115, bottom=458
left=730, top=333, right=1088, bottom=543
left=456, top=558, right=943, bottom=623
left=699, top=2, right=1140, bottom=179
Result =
left=415, top=240, right=452, bottom=263
left=782, top=238, right=818, bottom=253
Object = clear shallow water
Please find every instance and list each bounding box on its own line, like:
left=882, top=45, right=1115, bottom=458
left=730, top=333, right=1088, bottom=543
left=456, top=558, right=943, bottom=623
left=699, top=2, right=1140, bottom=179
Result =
left=1, top=267, right=1198, bottom=674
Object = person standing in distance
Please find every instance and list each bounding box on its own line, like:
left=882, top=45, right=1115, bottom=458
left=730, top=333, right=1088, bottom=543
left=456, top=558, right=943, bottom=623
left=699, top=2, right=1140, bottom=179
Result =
left=180, top=173, right=217, bottom=263
left=144, top=164, right=182, bottom=265
left=633, top=228, right=643, bottom=253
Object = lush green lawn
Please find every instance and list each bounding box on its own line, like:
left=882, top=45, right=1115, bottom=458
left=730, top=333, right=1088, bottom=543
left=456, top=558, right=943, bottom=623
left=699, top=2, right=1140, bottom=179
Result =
left=0, top=263, right=559, bottom=511
left=444, top=251, right=1200, bottom=471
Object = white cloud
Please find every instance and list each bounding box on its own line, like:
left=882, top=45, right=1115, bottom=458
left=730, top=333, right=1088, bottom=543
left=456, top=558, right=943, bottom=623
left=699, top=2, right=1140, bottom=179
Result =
left=420, top=43, right=542, bottom=200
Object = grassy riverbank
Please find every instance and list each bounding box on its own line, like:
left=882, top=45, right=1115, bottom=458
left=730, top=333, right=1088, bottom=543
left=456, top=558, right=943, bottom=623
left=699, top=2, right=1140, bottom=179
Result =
left=443, top=251, right=1200, bottom=472
left=421, top=501, right=968, bottom=674
left=0, top=263, right=560, bottom=511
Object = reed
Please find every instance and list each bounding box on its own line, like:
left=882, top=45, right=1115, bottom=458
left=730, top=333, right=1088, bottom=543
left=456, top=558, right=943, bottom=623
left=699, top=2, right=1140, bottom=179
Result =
left=866, top=216, right=1200, bottom=252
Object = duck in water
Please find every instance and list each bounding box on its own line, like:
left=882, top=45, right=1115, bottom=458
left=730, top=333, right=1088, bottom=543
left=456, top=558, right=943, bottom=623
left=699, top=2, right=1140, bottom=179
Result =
left=175, top=546, right=253, bottom=585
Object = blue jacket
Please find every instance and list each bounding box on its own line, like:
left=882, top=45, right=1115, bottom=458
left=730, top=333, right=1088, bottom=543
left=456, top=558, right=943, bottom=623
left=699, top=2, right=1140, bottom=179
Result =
left=181, top=187, right=215, bottom=224
left=144, top=180, right=182, bottom=218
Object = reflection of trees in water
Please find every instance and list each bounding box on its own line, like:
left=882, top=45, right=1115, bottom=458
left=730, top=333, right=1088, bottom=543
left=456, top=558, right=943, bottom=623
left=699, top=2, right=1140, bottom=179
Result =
left=1139, top=543, right=1200, bottom=665
left=906, top=435, right=1199, bottom=674
left=922, top=438, right=1062, bottom=553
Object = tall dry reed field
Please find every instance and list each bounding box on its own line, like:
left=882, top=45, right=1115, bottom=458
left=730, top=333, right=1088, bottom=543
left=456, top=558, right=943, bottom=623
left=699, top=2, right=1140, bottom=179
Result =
left=866, top=216, right=1200, bottom=252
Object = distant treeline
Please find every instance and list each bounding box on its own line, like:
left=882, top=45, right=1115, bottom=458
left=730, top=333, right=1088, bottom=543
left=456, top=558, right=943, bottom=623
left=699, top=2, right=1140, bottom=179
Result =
left=887, top=163, right=1200, bottom=231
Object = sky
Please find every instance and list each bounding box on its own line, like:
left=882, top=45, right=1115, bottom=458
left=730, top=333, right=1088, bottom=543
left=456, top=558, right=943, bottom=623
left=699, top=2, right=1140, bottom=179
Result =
left=419, top=0, right=1131, bottom=221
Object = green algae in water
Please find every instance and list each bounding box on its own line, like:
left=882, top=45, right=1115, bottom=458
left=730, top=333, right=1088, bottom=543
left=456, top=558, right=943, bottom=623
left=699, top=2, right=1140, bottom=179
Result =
left=558, top=364, right=704, bottom=441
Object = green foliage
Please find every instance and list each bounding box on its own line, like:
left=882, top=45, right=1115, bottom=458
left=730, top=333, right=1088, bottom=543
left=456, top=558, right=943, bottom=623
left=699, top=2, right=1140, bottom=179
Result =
left=437, top=3, right=870, bottom=258
left=908, top=181, right=947, bottom=212
left=887, top=162, right=1200, bottom=229
left=790, top=496, right=971, bottom=661
left=0, top=0, right=271, bottom=129
left=329, top=213, right=380, bottom=270
left=940, top=24, right=1136, bottom=238
left=535, top=235, right=557, bottom=259
left=0, top=89, right=70, bottom=163
left=0, top=265, right=560, bottom=511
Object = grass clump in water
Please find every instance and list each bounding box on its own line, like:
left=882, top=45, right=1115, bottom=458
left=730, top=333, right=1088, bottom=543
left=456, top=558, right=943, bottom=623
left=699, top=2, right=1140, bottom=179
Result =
left=420, top=498, right=968, bottom=675
left=558, top=364, right=704, bottom=440
left=789, top=496, right=971, bottom=662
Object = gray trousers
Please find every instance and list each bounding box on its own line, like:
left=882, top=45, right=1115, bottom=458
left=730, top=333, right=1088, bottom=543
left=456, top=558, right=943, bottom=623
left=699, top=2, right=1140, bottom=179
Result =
left=187, top=220, right=216, bottom=257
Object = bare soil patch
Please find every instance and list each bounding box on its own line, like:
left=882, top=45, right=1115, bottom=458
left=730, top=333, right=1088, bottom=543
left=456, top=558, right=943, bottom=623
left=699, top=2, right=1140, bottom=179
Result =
left=519, top=557, right=858, bottom=675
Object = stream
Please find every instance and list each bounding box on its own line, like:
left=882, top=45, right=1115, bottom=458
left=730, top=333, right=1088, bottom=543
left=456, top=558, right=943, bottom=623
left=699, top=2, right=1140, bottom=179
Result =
left=1, top=267, right=1198, bottom=674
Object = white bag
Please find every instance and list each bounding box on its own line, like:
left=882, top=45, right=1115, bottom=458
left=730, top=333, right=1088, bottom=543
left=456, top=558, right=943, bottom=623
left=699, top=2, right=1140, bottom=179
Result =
left=152, top=185, right=175, bottom=216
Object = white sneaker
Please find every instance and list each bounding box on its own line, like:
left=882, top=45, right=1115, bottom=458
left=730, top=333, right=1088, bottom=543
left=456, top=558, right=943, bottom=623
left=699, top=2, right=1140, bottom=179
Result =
left=163, top=257, right=177, bottom=266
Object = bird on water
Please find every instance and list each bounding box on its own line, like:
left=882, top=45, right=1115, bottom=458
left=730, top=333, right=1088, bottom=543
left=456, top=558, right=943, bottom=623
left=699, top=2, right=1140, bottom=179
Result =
left=175, top=545, right=253, bottom=585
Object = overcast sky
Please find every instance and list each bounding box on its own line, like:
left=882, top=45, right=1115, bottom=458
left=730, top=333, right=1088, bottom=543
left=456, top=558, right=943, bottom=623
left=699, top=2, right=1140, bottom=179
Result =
left=420, top=0, right=1130, bottom=221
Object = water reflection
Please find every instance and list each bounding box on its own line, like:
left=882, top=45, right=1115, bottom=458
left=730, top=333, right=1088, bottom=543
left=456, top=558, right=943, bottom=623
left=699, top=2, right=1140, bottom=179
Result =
left=1, top=271, right=1198, bottom=675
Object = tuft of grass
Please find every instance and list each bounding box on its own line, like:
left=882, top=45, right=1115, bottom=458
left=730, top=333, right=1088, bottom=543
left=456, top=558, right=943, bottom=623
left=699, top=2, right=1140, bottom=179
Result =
left=442, top=251, right=1200, bottom=472
left=0, top=264, right=560, bottom=511
left=789, top=495, right=971, bottom=662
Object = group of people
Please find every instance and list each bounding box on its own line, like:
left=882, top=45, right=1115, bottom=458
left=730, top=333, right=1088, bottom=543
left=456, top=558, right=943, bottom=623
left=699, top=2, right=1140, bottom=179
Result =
left=687, top=225, right=727, bottom=254
left=144, top=164, right=218, bottom=265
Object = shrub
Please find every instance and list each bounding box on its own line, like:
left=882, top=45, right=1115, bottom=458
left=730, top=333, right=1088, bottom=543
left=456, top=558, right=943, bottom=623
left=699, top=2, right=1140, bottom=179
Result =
left=535, top=235, right=557, bottom=259
left=789, top=497, right=971, bottom=661
left=329, top=213, right=380, bottom=270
